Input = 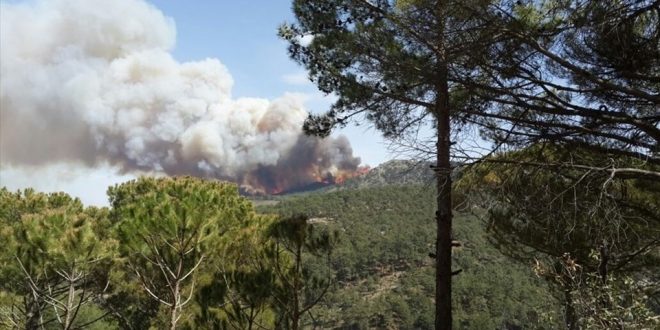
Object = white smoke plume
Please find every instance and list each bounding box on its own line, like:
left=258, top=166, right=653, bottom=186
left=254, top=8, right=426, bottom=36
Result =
left=0, top=0, right=362, bottom=194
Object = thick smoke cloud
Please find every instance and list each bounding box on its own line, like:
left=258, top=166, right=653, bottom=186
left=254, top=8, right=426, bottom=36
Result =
left=0, top=0, right=361, bottom=194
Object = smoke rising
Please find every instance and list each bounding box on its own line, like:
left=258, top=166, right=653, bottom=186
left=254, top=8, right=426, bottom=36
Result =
left=0, top=0, right=362, bottom=194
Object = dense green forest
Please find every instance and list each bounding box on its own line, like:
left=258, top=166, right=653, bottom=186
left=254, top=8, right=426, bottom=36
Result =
left=258, top=185, right=561, bottom=329
left=1, top=166, right=657, bottom=329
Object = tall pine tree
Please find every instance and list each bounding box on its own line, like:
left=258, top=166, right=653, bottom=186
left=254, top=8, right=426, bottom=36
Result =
left=281, top=2, right=658, bottom=326
left=280, top=1, right=519, bottom=327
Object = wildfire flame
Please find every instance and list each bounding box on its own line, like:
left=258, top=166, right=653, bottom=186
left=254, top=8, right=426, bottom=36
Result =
left=244, top=165, right=371, bottom=196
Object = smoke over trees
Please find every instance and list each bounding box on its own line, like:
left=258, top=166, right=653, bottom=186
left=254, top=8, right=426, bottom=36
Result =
left=0, top=0, right=363, bottom=195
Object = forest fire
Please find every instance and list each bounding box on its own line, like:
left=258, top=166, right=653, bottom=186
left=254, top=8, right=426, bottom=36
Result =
left=0, top=0, right=366, bottom=201
left=332, top=165, right=371, bottom=185
left=242, top=165, right=371, bottom=196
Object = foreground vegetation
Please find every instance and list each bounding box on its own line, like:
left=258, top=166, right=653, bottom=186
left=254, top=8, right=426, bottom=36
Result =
left=2, top=168, right=657, bottom=329
left=0, top=177, right=334, bottom=329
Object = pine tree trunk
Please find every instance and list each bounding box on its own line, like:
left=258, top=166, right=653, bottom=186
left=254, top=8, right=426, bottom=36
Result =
left=169, top=280, right=180, bottom=330
left=434, top=2, right=452, bottom=326
left=169, top=303, right=178, bottom=330
left=64, top=278, right=76, bottom=329
left=434, top=87, right=452, bottom=330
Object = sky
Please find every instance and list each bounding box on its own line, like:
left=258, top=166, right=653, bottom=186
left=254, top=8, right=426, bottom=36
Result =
left=0, top=0, right=393, bottom=206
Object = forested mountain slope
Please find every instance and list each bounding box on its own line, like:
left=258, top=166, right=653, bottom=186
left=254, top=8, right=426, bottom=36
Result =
left=258, top=185, right=561, bottom=329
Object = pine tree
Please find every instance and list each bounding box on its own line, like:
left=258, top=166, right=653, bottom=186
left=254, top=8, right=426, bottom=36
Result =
left=0, top=189, right=115, bottom=329
left=267, top=215, right=336, bottom=330
left=280, top=2, right=658, bottom=327
left=109, top=176, right=256, bottom=330
left=279, top=1, right=514, bottom=327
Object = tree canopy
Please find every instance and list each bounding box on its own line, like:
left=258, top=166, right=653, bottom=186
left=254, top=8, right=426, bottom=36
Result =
left=0, top=189, right=116, bottom=329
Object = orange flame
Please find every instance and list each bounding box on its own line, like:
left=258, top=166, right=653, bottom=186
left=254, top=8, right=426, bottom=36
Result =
left=328, top=165, right=371, bottom=186
left=241, top=165, right=371, bottom=196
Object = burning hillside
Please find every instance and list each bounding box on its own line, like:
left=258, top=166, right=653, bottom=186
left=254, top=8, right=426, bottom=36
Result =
left=251, top=165, right=371, bottom=195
